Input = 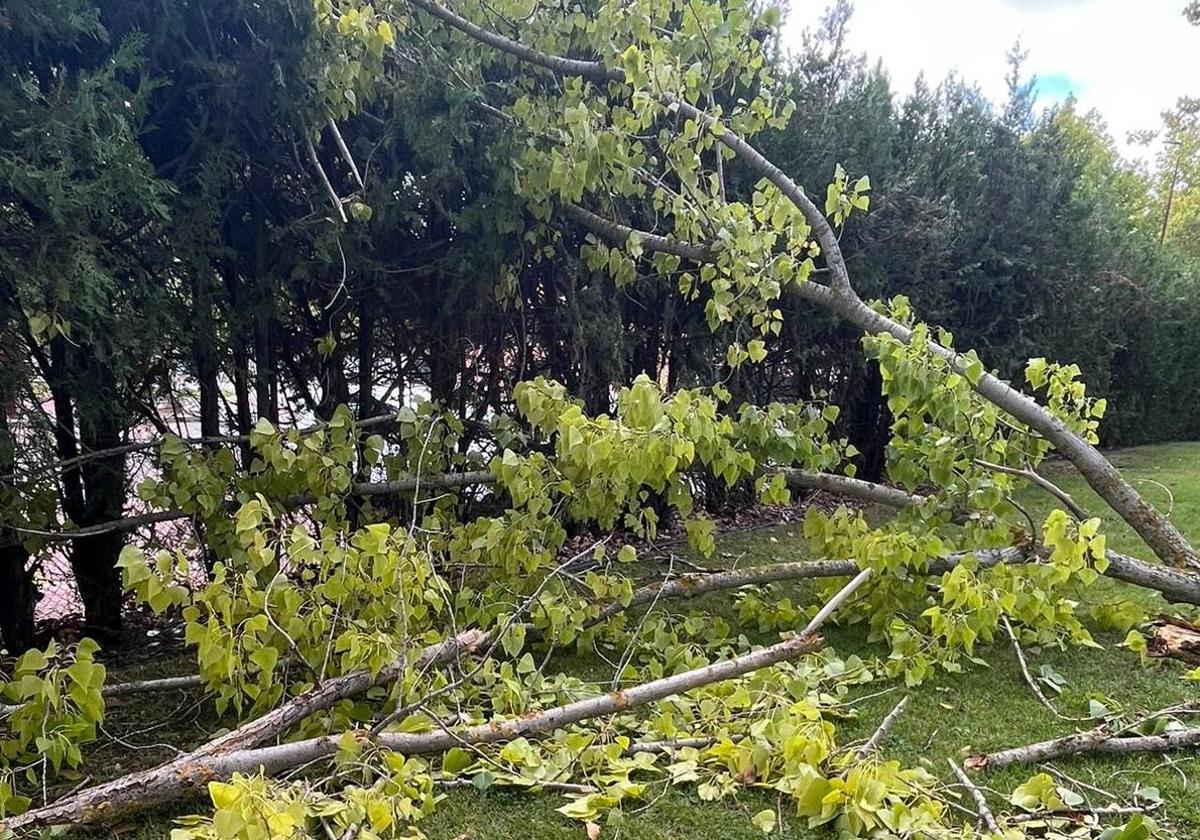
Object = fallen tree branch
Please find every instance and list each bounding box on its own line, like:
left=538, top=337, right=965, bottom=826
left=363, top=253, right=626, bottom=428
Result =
left=405, top=0, right=1199, bottom=568
left=12, top=470, right=496, bottom=541
left=947, top=758, right=1001, bottom=835
left=964, top=725, right=1200, bottom=771
left=0, top=411, right=414, bottom=485
left=0, top=572, right=870, bottom=832
left=856, top=695, right=908, bottom=760
left=12, top=436, right=1200, bottom=607
left=588, top=547, right=1032, bottom=626
left=1, top=672, right=211, bottom=718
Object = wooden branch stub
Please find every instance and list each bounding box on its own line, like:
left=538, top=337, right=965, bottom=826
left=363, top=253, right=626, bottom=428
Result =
left=1147, top=615, right=1200, bottom=666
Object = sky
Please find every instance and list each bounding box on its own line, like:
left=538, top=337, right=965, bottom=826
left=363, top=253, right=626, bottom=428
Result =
left=780, top=0, right=1200, bottom=160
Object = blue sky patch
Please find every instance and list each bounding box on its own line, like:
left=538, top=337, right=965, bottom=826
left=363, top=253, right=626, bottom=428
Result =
left=1033, top=72, right=1083, bottom=103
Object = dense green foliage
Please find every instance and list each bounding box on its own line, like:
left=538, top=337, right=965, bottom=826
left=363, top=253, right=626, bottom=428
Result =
left=1, top=0, right=1197, bottom=642
left=1, top=1, right=1199, bottom=838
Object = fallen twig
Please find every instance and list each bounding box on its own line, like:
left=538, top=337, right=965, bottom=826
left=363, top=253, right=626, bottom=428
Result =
left=855, top=695, right=908, bottom=760
left=948, top=758, right=1001, bottom=835
left=435, top=778, right=595, bottom=794
left=1039, top=763, right=1116, bottom=802
left=1008, top=804, right=1154, bottom=823
left=1000, top=615, right=1087, bottom=722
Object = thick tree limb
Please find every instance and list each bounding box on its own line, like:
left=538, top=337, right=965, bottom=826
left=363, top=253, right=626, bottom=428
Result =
left=564, top=205, right=711, bottom=261
left=782, top=469, right=925, bottom=510
left=13, top=471, right=497, bottom=541
left=406, top=0, right=620, bottom=82
left=7, top=466, right=916, bottom=542
left=589, top=547, right=1032, bottom=626
left=0, top=573, right=869, bottom=832
left=327, top=120, right=364, bottom=189
left=305, top=134, right=348, bottom=223
left=18, top=461, right=1198, bottom=606
left=408, top=0, right=1198, bottom=569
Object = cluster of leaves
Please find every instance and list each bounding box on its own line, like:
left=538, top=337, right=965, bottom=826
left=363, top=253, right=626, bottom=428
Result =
left=310, top=0, right=398, bottom=122
left=120, top=516, right=448, bottom=718
left=173, top=756, right=435, bottom=840
left=0, top=639, right=105, bottom=816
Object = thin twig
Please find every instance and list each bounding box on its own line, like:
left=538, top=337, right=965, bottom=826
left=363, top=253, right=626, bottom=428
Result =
left=1039, top=763, right=1116, bottom=802
left=975, top=458, right=1089, bottom=520
left=1009, top=804, right=1153, bottom=823
left=855, top=695, right=908, bottom=759
left=948, top=758, right=1000, bottom=835
left=1000, top=615, right=1088, bottom=722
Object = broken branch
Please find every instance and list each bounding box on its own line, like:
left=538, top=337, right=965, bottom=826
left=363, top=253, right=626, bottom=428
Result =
left=965, top=725, right=1200, bottom=771
left=947, top=758, right=1000, bottom=835
left=2, top=573, right=869, bottom=832
left=856, top=695, right=909, bottom=760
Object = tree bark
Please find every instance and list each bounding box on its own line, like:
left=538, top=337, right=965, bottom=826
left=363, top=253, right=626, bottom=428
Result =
left=0, top=544, right=36, bottom=653
left=966, top=725, right=1200, bottom=771
left=1147, top=616, right=1200, bottom=666
left=192, top=275, right=222, bottom=440
left=69, top=358, right=127, bottom=643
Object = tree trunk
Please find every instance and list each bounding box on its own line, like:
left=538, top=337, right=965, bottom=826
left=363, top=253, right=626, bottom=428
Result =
left=843, top=358, right=890, bottom=482
left=192, top=276, right=222, bottom=439
left=70, top=360, right=127, bottom=643
left=0, top=544, right=36, bottom=653
left=0, top=377, right=36, bottom=652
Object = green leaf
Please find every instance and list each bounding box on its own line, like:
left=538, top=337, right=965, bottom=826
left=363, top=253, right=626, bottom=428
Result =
left=443, top=747, right=473, bottom=774
left=752, top=809, right=776, bottom=834
left=208, top=781, right=241, bottom=810
left=501, top=622, right=526, bottom=657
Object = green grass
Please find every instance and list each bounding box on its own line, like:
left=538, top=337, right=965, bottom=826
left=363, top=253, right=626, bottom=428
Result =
left=64, top=444, right=1200, bottom=839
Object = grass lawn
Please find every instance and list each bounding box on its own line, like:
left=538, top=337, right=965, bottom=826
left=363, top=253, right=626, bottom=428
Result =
left=64, top=443, right=1200, bottom=839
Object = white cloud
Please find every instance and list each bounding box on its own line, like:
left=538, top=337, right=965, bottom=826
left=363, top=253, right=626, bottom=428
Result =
left=780, top=0, right=1200, bottom=159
